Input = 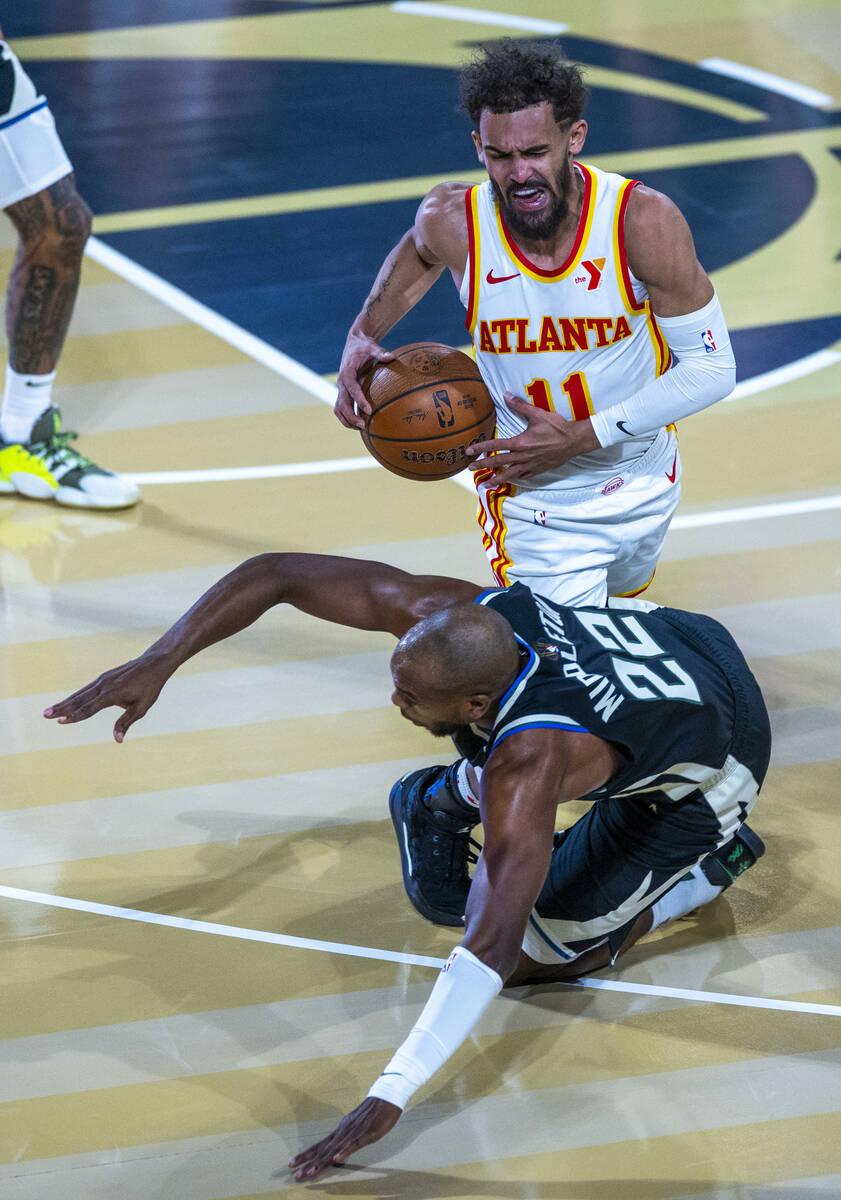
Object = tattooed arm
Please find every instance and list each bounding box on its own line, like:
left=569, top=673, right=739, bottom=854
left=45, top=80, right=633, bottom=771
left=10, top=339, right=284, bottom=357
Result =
left=4, top=174, right=92, bottom=374
left=334, top=182, right=471, bottom=430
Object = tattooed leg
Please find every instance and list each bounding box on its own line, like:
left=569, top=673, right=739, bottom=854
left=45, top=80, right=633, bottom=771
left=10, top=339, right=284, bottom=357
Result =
left=4, top=173, right=93, bottom=375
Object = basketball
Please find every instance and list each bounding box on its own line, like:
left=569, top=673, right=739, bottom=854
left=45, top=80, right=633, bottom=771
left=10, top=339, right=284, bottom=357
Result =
left=359, top=343, right=496, bottom=481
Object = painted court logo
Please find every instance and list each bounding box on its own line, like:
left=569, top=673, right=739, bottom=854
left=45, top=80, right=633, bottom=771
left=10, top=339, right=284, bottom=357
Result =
left=701, top=329, right=717, bottom=353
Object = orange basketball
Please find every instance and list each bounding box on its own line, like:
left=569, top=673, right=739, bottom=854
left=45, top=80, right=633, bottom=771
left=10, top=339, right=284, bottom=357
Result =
left=360, top=343, right=496, bottom=481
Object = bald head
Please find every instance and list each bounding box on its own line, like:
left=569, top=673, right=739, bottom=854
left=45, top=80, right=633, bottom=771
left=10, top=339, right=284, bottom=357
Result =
left=393, top=603, right=520, bottom=700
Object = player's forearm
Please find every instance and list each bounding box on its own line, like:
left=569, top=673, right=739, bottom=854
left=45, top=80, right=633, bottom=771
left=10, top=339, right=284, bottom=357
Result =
left=353, top=230, right=444, bottom=342
left=142, top=554, right=289, bottom=670
left=590, top=292, right=736, bottom=445
left=366, top=945, right=503, bottom=1109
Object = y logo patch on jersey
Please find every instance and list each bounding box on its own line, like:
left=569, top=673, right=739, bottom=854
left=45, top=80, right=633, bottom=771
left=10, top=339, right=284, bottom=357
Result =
left=701, top=329, right=717, bottom=353
left=573, top=257, right=606, bottom=290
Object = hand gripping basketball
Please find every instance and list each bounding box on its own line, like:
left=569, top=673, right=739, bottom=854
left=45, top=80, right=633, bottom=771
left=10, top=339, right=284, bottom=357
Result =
left=360, top=343, right=496, bottom=480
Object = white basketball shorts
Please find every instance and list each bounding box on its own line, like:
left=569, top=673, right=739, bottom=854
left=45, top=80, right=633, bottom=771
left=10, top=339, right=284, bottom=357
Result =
left=476, top=426, right=681, bottom=607
left=0, top=42, right=73, bottom=209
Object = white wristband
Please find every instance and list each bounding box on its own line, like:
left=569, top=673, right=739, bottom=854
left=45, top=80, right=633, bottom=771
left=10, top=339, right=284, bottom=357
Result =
left=367, top=946, right=502, bottom=1110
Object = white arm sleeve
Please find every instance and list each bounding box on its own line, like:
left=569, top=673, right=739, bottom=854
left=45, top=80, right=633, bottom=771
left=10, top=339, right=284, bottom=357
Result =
left=589, top=291, right=736, bottom=448
left=366, top=946, right=503, bottom=1110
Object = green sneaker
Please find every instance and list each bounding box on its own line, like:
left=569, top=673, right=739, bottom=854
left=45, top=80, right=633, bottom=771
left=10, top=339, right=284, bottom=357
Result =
left=0, top=407, right=140, bottom=509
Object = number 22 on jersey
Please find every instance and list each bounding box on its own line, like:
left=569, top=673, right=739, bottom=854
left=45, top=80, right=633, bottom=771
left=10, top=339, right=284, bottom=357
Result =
left=525, top=372, right=594, bottom=422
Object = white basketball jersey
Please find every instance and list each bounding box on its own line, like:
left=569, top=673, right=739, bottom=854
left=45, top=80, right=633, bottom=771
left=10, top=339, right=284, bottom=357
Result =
left=458, top=164, right=673, bottom=490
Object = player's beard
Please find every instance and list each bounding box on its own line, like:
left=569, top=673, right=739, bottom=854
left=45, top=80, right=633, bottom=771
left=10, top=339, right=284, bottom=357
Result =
left=493, top=157, right=574, bottom=242
left=427, top=720, right=467, bottom=738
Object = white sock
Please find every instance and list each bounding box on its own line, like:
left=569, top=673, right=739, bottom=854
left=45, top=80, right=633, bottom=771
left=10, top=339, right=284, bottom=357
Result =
left=649, top=865, right=723, bottom=931
left=455, top=758, right=481, bottom=809
left=1, top=366, right=56, bottom=442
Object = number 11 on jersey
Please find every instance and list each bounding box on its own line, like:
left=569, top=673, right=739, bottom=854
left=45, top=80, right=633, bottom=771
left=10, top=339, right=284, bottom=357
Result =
left=525, top=372, right=594, bottom=422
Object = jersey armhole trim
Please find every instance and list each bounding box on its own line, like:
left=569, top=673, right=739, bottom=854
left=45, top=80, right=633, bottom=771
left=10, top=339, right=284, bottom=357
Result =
left=614, top=179, right=646, bottom=314
left=464, top=185, right=481, bottom=334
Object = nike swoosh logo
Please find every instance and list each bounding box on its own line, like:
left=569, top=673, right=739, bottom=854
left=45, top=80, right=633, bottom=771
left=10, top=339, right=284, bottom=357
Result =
left=25, top=380, right=52, bottom=387
left=666, top=451, right=678, bottom=483
left=616, top=420, right=635, bottom=436
left=402, top=823, right=414, bottom=876
left=486, top=270, right=520, bottom=285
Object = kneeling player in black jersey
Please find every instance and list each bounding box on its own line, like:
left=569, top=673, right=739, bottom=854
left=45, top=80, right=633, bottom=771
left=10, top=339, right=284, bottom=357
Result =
left=44, top=552, right=771, bottom=1179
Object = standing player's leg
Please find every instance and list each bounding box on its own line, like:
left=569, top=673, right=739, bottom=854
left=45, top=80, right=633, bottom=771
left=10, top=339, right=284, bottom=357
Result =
left=0, top=40, right=140, bottom=509
left=604, top=425, right=681, bottom=600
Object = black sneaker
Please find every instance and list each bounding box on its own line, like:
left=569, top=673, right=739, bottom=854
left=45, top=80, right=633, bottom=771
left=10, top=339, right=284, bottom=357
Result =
left=388, top=764, right=481, bottom=927
left=700, top=823, right=765, bottom=889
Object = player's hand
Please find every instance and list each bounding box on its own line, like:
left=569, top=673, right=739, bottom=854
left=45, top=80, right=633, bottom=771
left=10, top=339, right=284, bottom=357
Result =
left=466, top=393, right=599, bottom=483
left=43, top=652, right=174, bottom=743
left=288, top=1097, right=402, bottom=1180
left=335, top=331, right=395, bottom=431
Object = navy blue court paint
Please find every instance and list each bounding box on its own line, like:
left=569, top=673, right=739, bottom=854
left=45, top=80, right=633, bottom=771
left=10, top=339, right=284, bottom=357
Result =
left=5, top=1, right=385, bottom=39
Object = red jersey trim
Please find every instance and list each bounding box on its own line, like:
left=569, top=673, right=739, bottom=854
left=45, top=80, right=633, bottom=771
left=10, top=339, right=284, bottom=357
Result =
left=615, top=179, right=646, bottom=313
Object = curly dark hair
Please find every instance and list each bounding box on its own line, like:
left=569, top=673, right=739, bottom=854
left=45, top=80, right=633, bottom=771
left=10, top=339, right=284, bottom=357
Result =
left=459, top=39, right=589, bottom=129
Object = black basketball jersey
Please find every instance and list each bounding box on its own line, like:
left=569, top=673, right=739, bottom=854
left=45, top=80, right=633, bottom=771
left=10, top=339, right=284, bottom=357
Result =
left=475, top=584, right=767, bottom=801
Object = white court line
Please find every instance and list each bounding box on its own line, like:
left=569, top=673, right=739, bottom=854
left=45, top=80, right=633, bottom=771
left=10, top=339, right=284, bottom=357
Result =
left=725, top=348, right=841, bottom=401
left=127, top=456, right=378, bottom=485
left=391, top=2, right=567, bottom=33
left=1, top=883, right=839, bottom=1018
left=85, top=237, right=337, bottom=405
left=670, top=493, right=841, bottom=530
left=699, top=57, right=834, bottom=108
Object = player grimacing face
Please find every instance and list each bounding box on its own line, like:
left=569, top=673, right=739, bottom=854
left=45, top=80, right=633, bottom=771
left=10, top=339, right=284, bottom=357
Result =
left=473, top=102, right=587, bottom=243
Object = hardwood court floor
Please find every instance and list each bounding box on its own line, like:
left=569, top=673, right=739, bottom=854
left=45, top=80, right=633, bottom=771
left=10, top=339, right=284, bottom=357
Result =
left=1, top=3, right=840, bottom=1196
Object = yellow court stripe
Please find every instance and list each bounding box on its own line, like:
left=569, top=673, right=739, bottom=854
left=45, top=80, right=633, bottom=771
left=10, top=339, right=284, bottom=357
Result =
left=91, top=124, right=841, bottom=235
left=3, top=1036, right=841, bottom=1165
left=445, top=1111, right=841, bottom=1195
left=0, top=1005, right=837, bottom=1164
left=0, top=706, right=431, bottom=809
left=56, top=324, right=245, bottom=386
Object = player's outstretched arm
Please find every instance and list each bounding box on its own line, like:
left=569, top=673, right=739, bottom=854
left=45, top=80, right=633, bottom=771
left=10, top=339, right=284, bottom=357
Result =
left=289, top=732, right=560, bottom=1179
left=43, top=553, right=482, bottom=740
left=335, top=183, right=470, bottom=429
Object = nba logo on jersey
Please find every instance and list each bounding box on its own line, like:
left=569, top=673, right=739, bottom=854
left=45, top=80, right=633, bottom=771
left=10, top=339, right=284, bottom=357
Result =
left=701, top=329, right=716, bottom=353
left=442, top=950, right=459, bottom=973
left=533, top=509, right=547, bottom=526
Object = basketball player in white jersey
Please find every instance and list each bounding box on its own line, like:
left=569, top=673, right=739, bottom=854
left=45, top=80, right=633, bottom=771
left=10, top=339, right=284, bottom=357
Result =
left=335, top=39, right=735, bottom=608
left=335, top=40, right=738, bottom=927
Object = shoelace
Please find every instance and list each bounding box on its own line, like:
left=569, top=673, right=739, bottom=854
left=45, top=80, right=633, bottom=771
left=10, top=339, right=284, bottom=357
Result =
left=29, top=427, right=93, bottom=472
left=437, top=831, right=481, bottom=885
